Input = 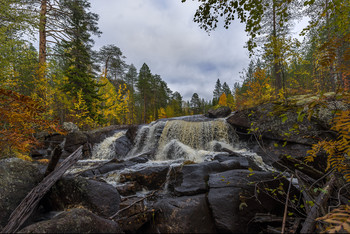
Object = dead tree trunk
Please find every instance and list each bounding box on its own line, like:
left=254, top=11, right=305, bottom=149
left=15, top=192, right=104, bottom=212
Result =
left=1, top=146, right=83, bottom=233
left=300, top=174, right=336, bottom=233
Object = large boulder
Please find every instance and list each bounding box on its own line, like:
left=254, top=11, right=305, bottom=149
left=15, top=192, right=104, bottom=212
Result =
left=207, top=169, right=298, bottom=233
left=144, top=194, right=216, bottom=233
left=44, top=176, right=121, bottom=218
left=119, top=165, right=169, bottom=191
left=0, top=158, right=43, bottom=229
left=173, top=159, right=251, bottom=196
left=19, top=208, right=123, bottom=233
left=227, top=96, right=344, bottom=145
left=207, top=106, right=232, bottom=118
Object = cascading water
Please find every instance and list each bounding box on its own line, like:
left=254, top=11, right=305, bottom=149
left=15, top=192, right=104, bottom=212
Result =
left=127, top=119, right=239, bottom=163
left=91, top=131, right=127, bottom=160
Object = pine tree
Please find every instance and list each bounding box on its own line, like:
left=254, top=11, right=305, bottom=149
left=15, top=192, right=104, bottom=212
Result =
left=213, top=78, right=222, bottom=105
left=59, top=0, right=102, bottom=122
left=125, top=64, right=138, bottom=123
left=97, top=44, right=128, bottom=80
left=190, top=93, right=201, bottom=114
left=222, top=82, right=232, bottom=96
left=136, top=63, right=152, bottom=123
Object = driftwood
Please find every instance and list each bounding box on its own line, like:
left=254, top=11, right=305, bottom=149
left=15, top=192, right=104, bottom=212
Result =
left=1, top=146, right=83, bottom=233
left=300, top=174, right=336, bottom=233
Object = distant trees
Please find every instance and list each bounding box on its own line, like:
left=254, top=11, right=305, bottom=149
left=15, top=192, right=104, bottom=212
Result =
left=190, top=93, right=201, bottom=114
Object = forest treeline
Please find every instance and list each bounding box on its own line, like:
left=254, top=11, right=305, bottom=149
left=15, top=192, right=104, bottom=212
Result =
left=0, top=0, right=228, bottom=158
left=1, top=0, right=349, bottom=158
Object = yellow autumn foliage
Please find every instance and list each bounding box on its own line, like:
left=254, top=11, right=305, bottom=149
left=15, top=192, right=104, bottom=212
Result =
left=218, top=93, right=227, bottom=106
left=97, top=76, right=129, bottom=125
left=306, top=95, right=350, bottom=181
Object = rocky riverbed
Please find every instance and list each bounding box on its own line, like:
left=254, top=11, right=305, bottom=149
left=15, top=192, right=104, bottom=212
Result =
left=1, top=101, right=349, bottom=233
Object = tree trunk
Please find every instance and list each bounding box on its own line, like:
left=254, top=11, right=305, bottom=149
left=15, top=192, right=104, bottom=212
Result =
left=272, top=0, right=282, bottom=93
left=39, top=0, right=47, bottom=66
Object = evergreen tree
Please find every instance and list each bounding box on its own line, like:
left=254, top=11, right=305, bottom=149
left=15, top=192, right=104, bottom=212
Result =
left=190, top=93, right=201, bottom=114
left=213, top=78, right=222, bottom=105
left=59, top=0, right=102, bottom=121
left=125, top=64, right=138, bottom=123
left=170, top=91, right=183, bottom=116
left=97, top=44, right=128, bottom=79
left=136, top=63, right=152, bottom=123
left=222, top=82, right=232, bottom=96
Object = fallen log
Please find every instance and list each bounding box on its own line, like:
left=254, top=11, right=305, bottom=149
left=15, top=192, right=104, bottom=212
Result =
left=1, top=146, right=83, bottom=233
left=300, top=174, right=336, bottom=233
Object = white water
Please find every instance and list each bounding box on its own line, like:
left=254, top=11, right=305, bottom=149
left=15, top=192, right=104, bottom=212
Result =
left=91, top=131, right=126, bottom=160
left=127, top=119, right=239, bottom=163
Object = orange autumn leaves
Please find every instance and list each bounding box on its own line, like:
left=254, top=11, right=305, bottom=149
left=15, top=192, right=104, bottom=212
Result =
left=0, top=88, right=63, bottom=159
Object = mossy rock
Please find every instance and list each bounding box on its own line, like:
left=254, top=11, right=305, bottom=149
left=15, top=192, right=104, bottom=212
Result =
left=0, top=158, right=43, bottom=229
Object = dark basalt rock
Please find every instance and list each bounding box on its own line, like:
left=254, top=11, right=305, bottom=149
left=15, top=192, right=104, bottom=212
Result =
left=119, top=165, right=169, bottom=190
left=125, top=124, right=139, bottom=145
left=44, top=176, right=121, bottom=218
left=144, top=194, right=216, bottom=233
left=85, top=125, right=129, bottom=145
left=112, top=135, right=133, bottom=159
left=207, top=106, right=232, bottom=118
left=18, top=208, right=123, bottom=233
left=0, top=158, right=43, bottom=229
left=226, top=102, right=336, bottom=146
left=117, top=197, right=156, bottom=232
left=173, top=159, right=252, bottom=196
left=207, top=169, right=298, bottom=233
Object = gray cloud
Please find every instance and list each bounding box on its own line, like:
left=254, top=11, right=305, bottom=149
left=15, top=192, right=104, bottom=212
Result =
left=90, top=0, right=250, bottom=100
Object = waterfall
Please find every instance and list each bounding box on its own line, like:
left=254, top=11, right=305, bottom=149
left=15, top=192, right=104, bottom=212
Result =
left=127, top=121, right=167, bottom=157
left=91, top=131, right=126, bottom=160
left=128, top=119, right=238, bottom=162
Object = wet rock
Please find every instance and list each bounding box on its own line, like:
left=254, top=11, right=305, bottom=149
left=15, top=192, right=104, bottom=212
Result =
left=207, top=106, right=232, bottom=118
left=119, top=165, right=169, bottom=190
left=0, top=158, right=43, bottom=229
left=125, top=125, right=139, bottom=145
left=116, top=181, right=141, bottom=196
left=64, top=130, right=88, bottom=154
left=128, top=154, right=150, bottom=163
left=113, top=135, right=132, bottom=158
left=144, top=194, right=216, bottom=233
left=117, top=196, right=155, bottom=232
left=85, top=125, right=129, bottom=145
left=207, top=169, right=295, bottom=233
left=79, top=160, right=136, bottom=177
left=173, top=160, right=250, bottom=196
left=45, top=176, right=121, bottom=218
left=18, top=208, right=123, bottom=233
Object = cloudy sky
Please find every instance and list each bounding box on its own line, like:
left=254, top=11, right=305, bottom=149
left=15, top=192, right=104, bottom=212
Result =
left=89, top=0, right=250, bottom=101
